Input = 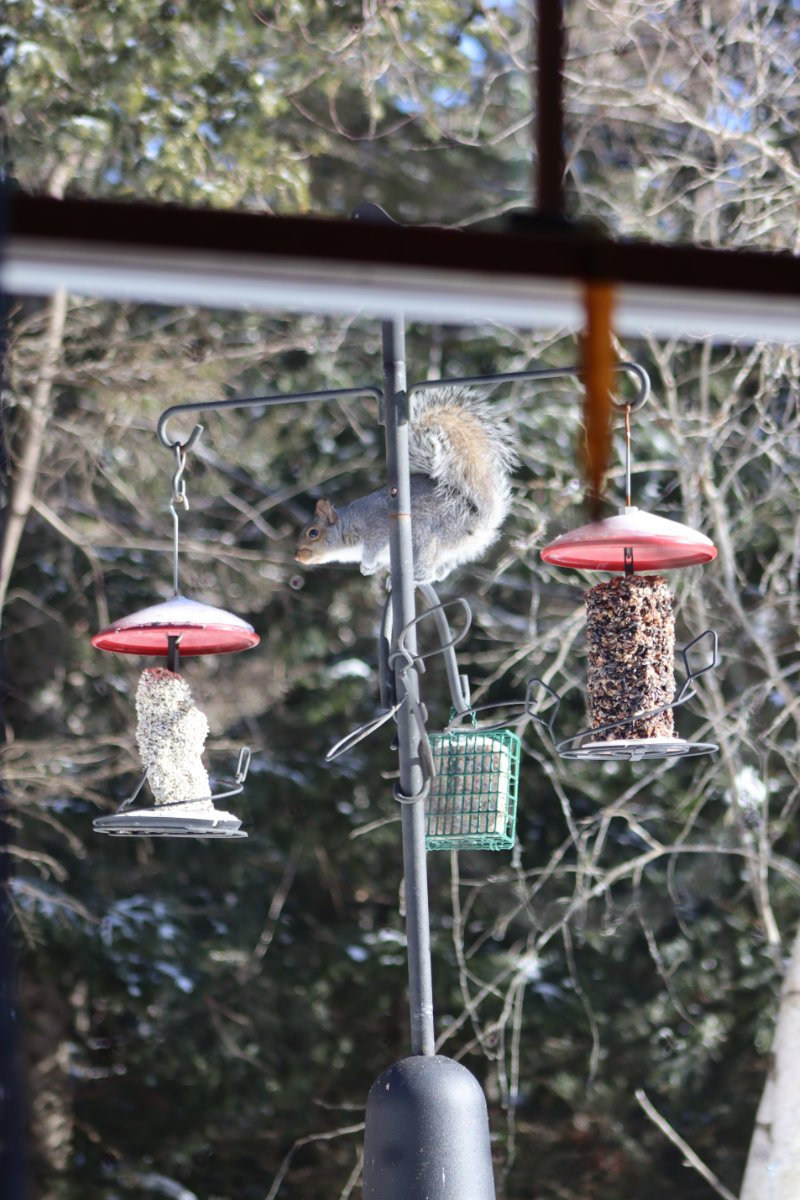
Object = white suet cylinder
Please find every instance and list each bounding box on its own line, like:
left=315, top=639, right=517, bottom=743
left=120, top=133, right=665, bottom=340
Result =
left=135, top=667, right=212, bottom=806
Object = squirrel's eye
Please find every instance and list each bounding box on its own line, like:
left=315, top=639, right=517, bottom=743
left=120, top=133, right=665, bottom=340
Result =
left=307, top=526, right=320, bottom=540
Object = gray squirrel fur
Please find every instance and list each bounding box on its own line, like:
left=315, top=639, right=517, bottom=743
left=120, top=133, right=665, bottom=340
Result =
left=294, top=386, right=519, bottom=583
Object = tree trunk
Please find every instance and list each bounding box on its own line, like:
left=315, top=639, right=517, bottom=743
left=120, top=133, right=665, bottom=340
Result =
left=20, top=968, right=74, bottom=1196
left=740, top=923, right=800, bottom=1199
left=0, top=287, right=68, bottom=621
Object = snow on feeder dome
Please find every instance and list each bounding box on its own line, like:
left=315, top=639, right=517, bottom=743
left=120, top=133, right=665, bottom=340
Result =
left=541, top=506, right=717, bottom=573
left=92, top=594, right=259, bottom=658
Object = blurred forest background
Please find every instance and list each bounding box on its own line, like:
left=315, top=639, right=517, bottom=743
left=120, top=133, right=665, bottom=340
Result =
left=3, top=2, right=800, bottom=1198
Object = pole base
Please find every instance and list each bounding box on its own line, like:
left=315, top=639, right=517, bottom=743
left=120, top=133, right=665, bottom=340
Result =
left=363, top=1055, right=496, bottom=1200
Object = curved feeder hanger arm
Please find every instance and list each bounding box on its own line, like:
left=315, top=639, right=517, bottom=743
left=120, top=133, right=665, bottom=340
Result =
left=328, top=580, right=543, bottom=760
left=325, top=594, right=473, bottom=767
left=156, top=385, right=384, bottom=452
left=156, top=384, right=384, bottom=638
left=408, top=359, right=650, bottom=413
left=414, top=582, right=472, bottom=718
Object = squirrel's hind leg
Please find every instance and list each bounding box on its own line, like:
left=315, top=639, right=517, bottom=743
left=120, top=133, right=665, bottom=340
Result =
left=410, top=539, right=442, bottom=584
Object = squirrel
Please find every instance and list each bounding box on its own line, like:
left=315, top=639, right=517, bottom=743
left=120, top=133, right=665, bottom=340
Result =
left=294, top=386, right=518, bottom=583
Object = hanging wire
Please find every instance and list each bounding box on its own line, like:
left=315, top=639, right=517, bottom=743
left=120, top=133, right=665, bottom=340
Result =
left=621, top=395, right=636, bottom=573
left=170, top=442, right=190, bottom=597
left=624, top=404, right=632, bottom=508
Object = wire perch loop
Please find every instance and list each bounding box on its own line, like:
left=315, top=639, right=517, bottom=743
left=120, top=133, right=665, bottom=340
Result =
left=327, top=586, right=537, bottom=740
left=93, top=747, right=252, bottom=839
left=528, top=630, right=719, bottom=762
left=325, top=591, right=474, bottom=765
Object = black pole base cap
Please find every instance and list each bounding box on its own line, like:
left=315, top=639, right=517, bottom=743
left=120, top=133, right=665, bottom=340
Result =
left=363, top=1055, right=496, bottom=1200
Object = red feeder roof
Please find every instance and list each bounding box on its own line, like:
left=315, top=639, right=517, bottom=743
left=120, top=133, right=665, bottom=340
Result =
left=541, top=507, right=717, bottom=572
left=92, top=595, right=260, bottom=656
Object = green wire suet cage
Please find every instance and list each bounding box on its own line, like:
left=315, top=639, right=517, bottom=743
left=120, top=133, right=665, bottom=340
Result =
left=425, top=728, right=520, bottom=851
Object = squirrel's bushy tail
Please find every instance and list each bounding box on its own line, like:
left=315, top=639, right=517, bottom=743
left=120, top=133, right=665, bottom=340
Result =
left=409, top=386, right=519, bottom=519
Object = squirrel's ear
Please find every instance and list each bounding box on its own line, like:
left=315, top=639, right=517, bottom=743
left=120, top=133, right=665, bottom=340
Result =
left=314, top=499, right=337, bottom=525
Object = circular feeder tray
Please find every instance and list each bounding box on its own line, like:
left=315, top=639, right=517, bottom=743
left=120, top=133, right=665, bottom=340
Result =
left=541, top=507, right=717, bottom=572
left=559, top=736, right=718, bottom=762
left=93, top=804, right=247, bottom=838
left=92, top=595, right=259, bottom=656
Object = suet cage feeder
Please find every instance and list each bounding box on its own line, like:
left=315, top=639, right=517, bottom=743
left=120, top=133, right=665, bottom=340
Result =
left=383, top=591, right=523, bottom=852
left=425, top=726, right=521, bottom=851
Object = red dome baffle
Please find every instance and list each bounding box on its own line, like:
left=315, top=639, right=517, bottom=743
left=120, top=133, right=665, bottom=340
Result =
left=541, top=507, right=717, bottom=572
left=92, top=595, right=260, bottom=656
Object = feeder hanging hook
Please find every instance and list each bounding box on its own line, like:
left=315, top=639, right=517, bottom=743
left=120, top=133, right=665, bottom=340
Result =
left=171, top=441, right=190, bottom=511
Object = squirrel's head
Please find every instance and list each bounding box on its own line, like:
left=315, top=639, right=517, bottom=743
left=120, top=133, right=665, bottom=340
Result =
left=294, top=499, right=338, bottom=563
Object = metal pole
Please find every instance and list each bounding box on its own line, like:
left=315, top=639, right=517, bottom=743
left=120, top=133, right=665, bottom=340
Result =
left=364, top=319, right=497, bottom=1199
left=381, top=315, right=435, bottom=1058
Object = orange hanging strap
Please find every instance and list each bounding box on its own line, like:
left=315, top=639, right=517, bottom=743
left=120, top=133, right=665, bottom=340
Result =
left=581, top=281, right=616, bottom=519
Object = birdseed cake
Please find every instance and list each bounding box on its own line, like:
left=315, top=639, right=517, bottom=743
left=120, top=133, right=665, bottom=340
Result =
left=585, top=574, right=675, bottom=741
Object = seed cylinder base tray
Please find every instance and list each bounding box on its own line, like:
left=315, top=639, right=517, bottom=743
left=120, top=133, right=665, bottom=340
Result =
left=93, top=804, right=247, bottom=838
left=559, top=735, right=718, bottom=762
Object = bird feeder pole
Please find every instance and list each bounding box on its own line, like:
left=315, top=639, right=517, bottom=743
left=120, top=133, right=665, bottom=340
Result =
left=381, top=315, right=436, bottom=1058
left=362, top=317, right=498, bottom=1200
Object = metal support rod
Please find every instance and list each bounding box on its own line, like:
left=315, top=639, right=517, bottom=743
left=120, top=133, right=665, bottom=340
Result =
left=167, top=635, right=181, bottom=674
left=382, top=316, right=436, bottom=1057
left=416, top=582, right=471, bottom=717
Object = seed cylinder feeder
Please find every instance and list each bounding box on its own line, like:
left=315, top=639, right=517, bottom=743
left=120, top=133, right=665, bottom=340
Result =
left=540, top=399, right=719, bottom=762
left=92, top=439, right=257, bottom=838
